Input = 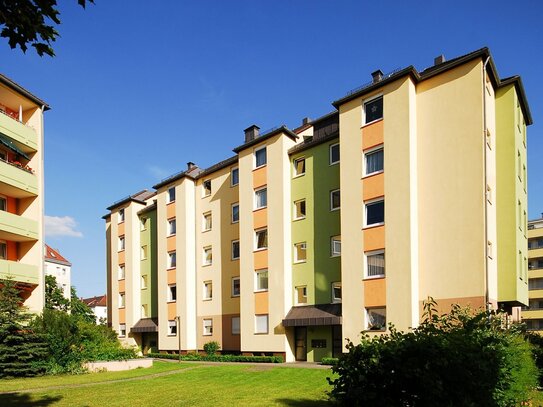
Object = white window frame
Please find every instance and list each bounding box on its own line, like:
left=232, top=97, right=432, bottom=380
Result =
left=365, top=249, right=385, bottom=279
left=294, top=199, right=306, bottom=220
left=255, top=269, right=268, bottom=292
left=203, top=281, right=213, bottom=300
left=118, top=293, right=125, bottom=308
left=203, top=318, right=213, bottom=336
left=254, top=146, right=267, bottom=168
left=295, top=286, right=308, bottom=305
left=332, top=282, right=342, bottom=303
left=141, top=275, right=147, bottom=289
left=231, top=316, right=240, bottom=335
left=119, top=324, right=126, bottom=337
left=141, top=304, right=148, bottom=318
left=294, top=242, right=307, bottom=263
left=168, top=320, right=177, bottom=336
left=255, top=314, right=269, bottom=334
left=167, top=187, right=176, bottom=203
left=331, top=236, right=341, bottom=257
left=293, top=157, right=306, bottom=177
left=118, top=236, right=125, bottom=251
left=140, top=217, right=147, bottom=231
left=365, top=307, right=386, bottom=331
left=203, top=246, right=212, bottom=266
left=168, top=218, right=176, bottom=236
left=118, top=264, right=125, bottom=280
left=202, top=212, right=212, bottom=232
left=168, top=284, right=177, bottom=302
left=363, top=145, right=384, bottom=177
left=254, top=228, right=268, bottom=251
left=202, top=179, right=212, bottom=197
left=329, top=143, right=340, bottom=165
left=231, top=277, right=240, bottom=297
left=231, top=203, right=240, bottom=223
left=231, top=240, right=240, bottom=260
left=231, top=167, right=239, bottom=187
left=141, top=245, right=147, bottom=260
left=330, top=189, right=340, bottom=211
left=0, top=195, right=7, bottom=212
left=363, top=94, right=384, bottom=125
left=118, top=208, right=125, bottom=223
left=254, top=187, right=267, bottom=210
left=364, top=198, right=384, bottom=228
left=168, top=251, right=176, bottom=269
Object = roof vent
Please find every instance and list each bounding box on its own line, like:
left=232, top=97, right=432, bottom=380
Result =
left=371, top=70, right=383, bottom=83
left=244, top=125, right=260, bottom=143
left=302, top=117, right=311, bottom=125
left=187, top=162, right=196, bottom=171
left=434, top=55, right=446, bottom=65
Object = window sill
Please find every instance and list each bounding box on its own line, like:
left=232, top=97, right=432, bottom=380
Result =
left=167, top=201, right=176, bottom=205
left=363, top=275, right=385, bottom=281
left=254, top=206, right=267, bottom=212
left=363, top=328, right=386, bottom=333
left=330, top=207, right=340, bottom=212
left=293, top=217, right=306, bottom=222
left=117, top=249, right=125, bottom=253
left=331, top=254, right=341, bottom=258
left=167, top=233, right=176, bottom=237
left=167, top=267, right=176, bottom=270
left=202, top=229, right=211, bottom=233
left=329, top=161, right=339, bottom=166
left=361, top=118, right=383, bottom=129
left=203, top=298, right=212, bottom=302
left=232, top=257, right=240, bottom=261
left=363, top=222, right=384, bottom=230
left=362, top=170, right=384, bottom=179
left=231, top=294, right=240, bottom=298
left=167, top=334, right=177, bottom=337
left=254, top=289, right=268, bottom=293
left=202, top=263, right=212, bottom=267
left=293, top=173, right=306, bottom=179
left=254, top=332, right=269, bottom=335
left=254, top=248, right=268, bottom=252
left=202, top=194, right=211, bottom=199
left=332, top=299, right=342, bottom=304
left=203, top=333, right=213, bottom=336
left=118, top=278, right=125, bottom=281
left=294, top=260, right=307, bottom=264
left=167, top=300, right=176, bottom=304
left=231, top=220, right=239, bottom=224
left=253, top=164, right=267, bottom=171
left=118, top=306, right=125, bottom=309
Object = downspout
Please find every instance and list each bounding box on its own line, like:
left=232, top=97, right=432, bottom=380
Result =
left=482, top=57, right=490, bottom=312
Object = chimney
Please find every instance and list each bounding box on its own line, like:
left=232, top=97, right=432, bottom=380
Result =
left=302, top=117, right=311, bottom=125
left=187, top=162, right=196, bottom=171
left=244, top=125, right=260, bottom=143
left=371, top=69, right=383, bottom=83
left=434, top=55, right=446, bottom=65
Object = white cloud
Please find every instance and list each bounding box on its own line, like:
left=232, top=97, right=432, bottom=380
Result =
left=45, top=215, right=83, bottom=238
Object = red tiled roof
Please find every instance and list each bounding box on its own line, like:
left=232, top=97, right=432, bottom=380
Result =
left=82, top=295, right=107, bottom=307
left=44, top=244, right=70, bottom=264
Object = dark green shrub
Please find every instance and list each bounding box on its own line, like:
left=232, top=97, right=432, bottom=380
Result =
left=203, top=341, right=221, bottom=355
left=523, top=330, right=543, bottom=387
left=320, top=357, right=338, bottom=366
left=148, top=352, right=283, bottom=363
left=328, top=299, right=538, bottom=407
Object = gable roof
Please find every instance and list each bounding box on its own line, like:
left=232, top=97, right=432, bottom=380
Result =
left=82, top=295, right=107, bottom=307
left=44, top=244, right=71, bottom=266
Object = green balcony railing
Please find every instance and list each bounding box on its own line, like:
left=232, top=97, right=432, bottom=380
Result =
left=0, top=210, right=38, bottom=240
left=0, top=111, right=38, bottom=152
left=0, top=159, right=37, bottom=196
left=0, top=259, right=39, bottom=285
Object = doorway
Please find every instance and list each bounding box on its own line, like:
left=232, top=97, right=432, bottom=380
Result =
left=295, top=327, right=307, bottom=361
left=332, top=325, right=342, bottom=358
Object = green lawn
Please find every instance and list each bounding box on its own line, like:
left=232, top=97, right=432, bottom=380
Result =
left=0, top=361, right=335, bottom=406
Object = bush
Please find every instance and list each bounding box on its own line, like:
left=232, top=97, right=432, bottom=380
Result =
left=203, top=341, right=221, bottom=355
left=320, top=358, right=338, bottom=366
left=328, top=299, right=538, bottom=407
left=148, top=352, right=283, bottom=363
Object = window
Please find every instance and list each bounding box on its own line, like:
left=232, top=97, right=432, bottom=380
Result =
left=140, top=217, right=147, bottom=231
left=203, top=246, right=212, bottom=266
left=293, top=157, right=305, bottom=176
left=255, top=188, right=267, bottom=209
left=294, top=242, right=307, bottom=263
left=203, top=319, right=213, bottom=336
left=141, top=304, right=148, bottom=318
left=255, top=315, right=268, bottom=334
left=365, top=199, right=384, bottom=226
left=255, top=146, right=267, bottom=168
left=141, top=245, right=147, bottom=260
left=255, top=228, right=268, bottom=250
left=168, top=218, right=176, bottom=236
left=232, top=316, right=240, bottom=335
left=332, top=282, right=342, bottom=303
left=366, top=307, right=386, bottom=331
left=167, top=187, right=176, bottom=203
left=295, top=286, right=307, bottom=304
left=330, top=143, right=340, bottom=165
left=168, top=284, right=177, bottom=302
left=118, top=236, right=125, bottom=251
left=141, top=275, right=147, bottom=289
left=529, top=278, right=543, bottom=290
left=364, top=96, right=383, bottom=124
left=119, top=324, right=126, bottom=337
left=366, top=250, right=385, bottom=278
left=364, top=147, right=384, bottom=176
left=203, top=281, right=213, bottom=300
left=0, top=196, right=6, bottom=211
left=294, top=199, right=306, bottom=220
left=232, top=277, right=240, bottom=297
left=168, top=320, right=177, bottom=336
left=232, top=203, right=239, bottom=223
left=231, top=167, right=239, bottom=186
left=118, top=208, right=125, bottom=223
left=331, top=236, right=341, bottom=257
left=0, top=241, right=6, bottom=260
left=203, top=179, right=212, bottom=197
left=330, top=189, right=340, bottom=211
left=523, top=165, right=527, bottom=191
left=232, top=240, right=240, bottom=260
left=255, top=269, right=268, bottom=291
left=118, top=293, right=125, bottom=308
left=168, top=251, right=177, bottom=269
left=203, top=212, right=212, bottom=231
left=118, top=264, right=125, bottom=280
left=518, top=151, right=521, bottom=181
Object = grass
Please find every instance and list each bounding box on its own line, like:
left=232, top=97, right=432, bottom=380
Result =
left=0, top=361, right=335, bottom=406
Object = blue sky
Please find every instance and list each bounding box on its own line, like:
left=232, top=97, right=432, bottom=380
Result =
left=1, top=1, right=542, bottom=298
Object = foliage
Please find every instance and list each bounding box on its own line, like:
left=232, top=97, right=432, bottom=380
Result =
left=44, top=275, right=69, bottom=311
left=320, top=357, right=338, bottom=366
left=328, top=298, right=538, bottom=407
left=522, top=329, right=543, bottom=387
left=70, top=286, right=96, bottom=324
left=203, top=341, right=221, bottom=355
left=0, top=0, right=94, bottom=57
left=0, top=277, right=48, bottom=378
left=148, top=352, right=283, bottom=363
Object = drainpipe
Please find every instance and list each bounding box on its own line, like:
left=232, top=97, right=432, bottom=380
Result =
left=482, top=57, right=490, bottom=313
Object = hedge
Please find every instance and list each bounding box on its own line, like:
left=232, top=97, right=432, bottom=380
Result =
left=148, top=352, right=283, bottom=363
left=320, top=357, right=338, bottom=366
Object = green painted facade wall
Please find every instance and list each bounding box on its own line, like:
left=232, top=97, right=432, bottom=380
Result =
left=496, top=84, right=528, bottom=306
left=140, top=208, right=158, bottom=317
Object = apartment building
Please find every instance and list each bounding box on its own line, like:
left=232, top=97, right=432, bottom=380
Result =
left=44, top=244, right=72, bottom=299
left=104, top=48, right=531, bottom=362
left=0, top=74, right=48, bottom=312
left=523, top=217, right=543, bottom=331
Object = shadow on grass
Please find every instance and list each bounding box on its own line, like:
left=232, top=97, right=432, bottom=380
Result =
left=275, top=398, right=332, bottom=406
left=0, top=393, right=62, bottom=406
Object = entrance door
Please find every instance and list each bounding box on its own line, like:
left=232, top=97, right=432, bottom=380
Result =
left=295, top=327, right=307, bottom=361
left=332, top=325, right=343, bottom=358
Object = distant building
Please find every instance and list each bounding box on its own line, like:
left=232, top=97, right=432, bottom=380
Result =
left=82, top=295, right=108, bottom=324
left=44, top=244, right=72, bottom=299
left=523, top=216, right=543, bottom=331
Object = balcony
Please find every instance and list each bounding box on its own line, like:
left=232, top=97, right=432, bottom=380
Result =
left=0, top=158, right=37, bottom=197
left=0, top=210, right=38, bottom=241
left=0, top=259, right=39, bottom=285
left=529, top=248, right=543, bottom=259
left=0, top=110, right=38, bottom=153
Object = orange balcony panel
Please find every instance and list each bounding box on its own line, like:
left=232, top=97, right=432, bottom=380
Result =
left=364, top=278, right=386, bottom=307
left=254, top=249, right=268, bottom=269
left=253, top=167, right=267, bottom=189
left=118, top=222, right=125, bottom=236
left=168, top=302, right=176, bottom=320
left=253, top=208, right=267, bottom=229
left=118, top=250, right=125, bottom=265
left=362, top=119, right=384, bottom=150
left=363, top=225, right=385, bottom=252
left=118, top=279, right=125, bottom=292
left=167, top=268, right=176, bottom=285
left=119, top=308, right=126, bottom=323
left=255, top=291, right=269, bottom=314
left=167, top=202, right=176, bottom=219
left=167, top=236, right=176, bottom=252
left=362, top=173, right=384, bottom=201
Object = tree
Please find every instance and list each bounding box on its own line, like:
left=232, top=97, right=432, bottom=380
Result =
left=0, top=277, right=48, bottom=378
left=44, top=275, right=69, bottom=311
left=70, top=286, right=95, bottom=324
left=0, top=0, right=94, bottom=57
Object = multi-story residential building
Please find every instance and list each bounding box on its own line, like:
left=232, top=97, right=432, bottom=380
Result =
left=523, top=217, right=543, bottom=331
left=104, top=48, right=531, bottom=362
left=44, top=244, right=72, bottom=299
left=82, top=294, right=108, bottom=325
left=0, top=74, right=48, bottom=312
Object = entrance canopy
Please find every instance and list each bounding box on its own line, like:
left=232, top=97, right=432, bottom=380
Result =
left=282, top=304, right=342, bottom=327
left=131, top=318, right=159, bottom=333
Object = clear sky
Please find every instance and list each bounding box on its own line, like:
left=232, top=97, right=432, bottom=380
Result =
left=1, top=1, right=542, bottom=298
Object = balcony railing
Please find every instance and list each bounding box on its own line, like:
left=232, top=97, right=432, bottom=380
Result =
left=0, top=156, right=34, bottom=174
